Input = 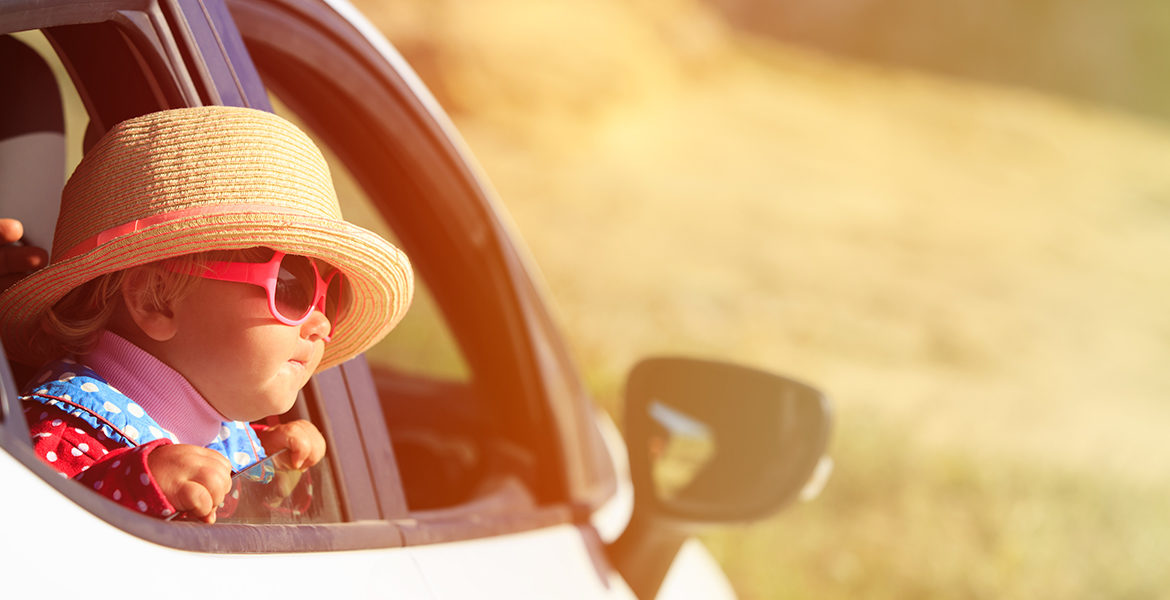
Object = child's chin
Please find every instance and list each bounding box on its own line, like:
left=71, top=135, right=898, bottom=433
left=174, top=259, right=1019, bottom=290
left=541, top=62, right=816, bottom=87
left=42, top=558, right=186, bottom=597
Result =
left=230, top=394, right=298, bottom=422
left=274, top=394, right=299, bottom=416
left=259, top=394, right=299, bottom=419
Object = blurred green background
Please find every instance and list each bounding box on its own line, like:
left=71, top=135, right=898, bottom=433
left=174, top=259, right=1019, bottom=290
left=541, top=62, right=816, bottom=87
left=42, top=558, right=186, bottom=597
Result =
left=355, top=1, right=1170, bottom=598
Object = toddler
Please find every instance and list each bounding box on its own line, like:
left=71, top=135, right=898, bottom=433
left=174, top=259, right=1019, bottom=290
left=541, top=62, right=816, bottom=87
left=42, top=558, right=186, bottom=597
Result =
left=0, top=106, right=413, bottom=522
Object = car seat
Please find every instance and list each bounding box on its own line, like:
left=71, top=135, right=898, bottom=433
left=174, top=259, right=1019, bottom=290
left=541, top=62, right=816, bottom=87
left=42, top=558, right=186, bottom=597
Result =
left=0, top=34, right=65, bottom=253
left=0, top=35, right=66, bottom=381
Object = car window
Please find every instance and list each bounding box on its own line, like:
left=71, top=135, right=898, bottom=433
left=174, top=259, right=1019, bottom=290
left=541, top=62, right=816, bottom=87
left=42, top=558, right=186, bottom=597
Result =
left=270, top=98, right=470, bottom=382
left=6, top=21, right=496, bottom=530
left=217, top=395, right=344, bottom=525
left=0, top=28, right=348, bottom=528
left=265, top=95, right=516, bottom=513
left=247, top=33, right=565, bottom=516
left=3, top=0, right=581, bottom=553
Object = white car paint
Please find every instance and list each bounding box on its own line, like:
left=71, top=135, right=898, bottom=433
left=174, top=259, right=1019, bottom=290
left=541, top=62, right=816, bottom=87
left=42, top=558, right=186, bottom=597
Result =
left=0, top=447, right=432, bottom=598
left=3, top=436, right=735, bottom=600
left=589, top=408, right=635, bottom=544
left=409, top=524, right=636, bottom=600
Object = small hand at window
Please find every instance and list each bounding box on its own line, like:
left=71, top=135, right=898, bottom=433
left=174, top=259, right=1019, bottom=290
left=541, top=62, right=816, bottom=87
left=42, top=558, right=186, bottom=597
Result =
left=257, top=419, right=326, bottom=471
left=0, top=218, right=48, bottom=292
left=147, top=443, right=234, bottom=524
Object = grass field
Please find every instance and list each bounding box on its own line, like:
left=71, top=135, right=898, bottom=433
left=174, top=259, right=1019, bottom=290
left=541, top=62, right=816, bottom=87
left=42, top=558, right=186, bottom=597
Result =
left=360, top=1, right=1170, bottom=597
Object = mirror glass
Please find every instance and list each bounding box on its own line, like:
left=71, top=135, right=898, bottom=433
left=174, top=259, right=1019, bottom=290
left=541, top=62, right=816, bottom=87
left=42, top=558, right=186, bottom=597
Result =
left=625, top=357, right=831, bottom=523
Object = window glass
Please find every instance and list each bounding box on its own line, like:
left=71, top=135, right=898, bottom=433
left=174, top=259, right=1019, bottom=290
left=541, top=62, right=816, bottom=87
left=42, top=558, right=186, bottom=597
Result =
left=268, top=96, right=470, bottom=382
left=218, top=447, right=343, bottom=524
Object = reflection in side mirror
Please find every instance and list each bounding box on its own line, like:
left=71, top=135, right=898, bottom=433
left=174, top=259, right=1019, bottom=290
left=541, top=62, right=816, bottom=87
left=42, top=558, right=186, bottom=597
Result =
left=608, top=357, right=832, bottom=599
left=646, top=400, right=715, bottom=505
left=630, top=357, right=831, bottom=522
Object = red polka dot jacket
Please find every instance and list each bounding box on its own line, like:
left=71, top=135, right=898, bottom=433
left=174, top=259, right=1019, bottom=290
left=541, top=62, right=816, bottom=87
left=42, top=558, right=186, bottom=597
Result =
left=21, top=359, right=272, bottom=520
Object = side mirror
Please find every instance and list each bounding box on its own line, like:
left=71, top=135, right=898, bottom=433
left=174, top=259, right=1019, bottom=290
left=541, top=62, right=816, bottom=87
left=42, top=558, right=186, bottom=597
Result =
left=608, top=357, right=832, bottom=599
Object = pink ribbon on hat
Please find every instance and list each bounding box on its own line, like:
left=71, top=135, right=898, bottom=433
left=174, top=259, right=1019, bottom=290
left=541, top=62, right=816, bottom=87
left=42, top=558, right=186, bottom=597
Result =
left=57, top=204, right=308, bottom=262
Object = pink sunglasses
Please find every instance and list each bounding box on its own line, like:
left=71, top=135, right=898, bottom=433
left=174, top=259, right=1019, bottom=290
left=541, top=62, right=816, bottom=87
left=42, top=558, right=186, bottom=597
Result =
left=170, top=250, right=348, bottom=340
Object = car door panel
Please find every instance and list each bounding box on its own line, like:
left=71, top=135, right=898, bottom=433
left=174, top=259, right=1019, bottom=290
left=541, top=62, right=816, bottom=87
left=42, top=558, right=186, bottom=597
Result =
left=0, top=448, right=434, bottom=599
left=408, top=523, right=636, bottom=600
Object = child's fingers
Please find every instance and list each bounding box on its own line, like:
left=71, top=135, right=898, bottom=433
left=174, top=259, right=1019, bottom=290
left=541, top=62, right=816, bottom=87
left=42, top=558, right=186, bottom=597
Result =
left=262, top=421, right=326, bottom=470
left=196, top=461, right=233, bottom=504
left=306, top=433, right=326, bottom=468
left=0, top=244, right=46, bottom=273
left=174, top=481, right=216, bottom=524
left=287, top=430, right=325, bottom=469
left=0, top=219, right=47, bottom=277
left=284, top=435, right=309, bottom=469
left=0, top=218, right=24, bottom=243
left=149, top=444, right=232, bottom=521
left=175, top=458, right=231, bottom=523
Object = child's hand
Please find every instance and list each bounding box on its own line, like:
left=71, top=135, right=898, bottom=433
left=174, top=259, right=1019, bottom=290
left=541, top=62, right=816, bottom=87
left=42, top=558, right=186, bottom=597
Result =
left=257, top=420, right=326, bottom=470
left=147, top=444, right=233, bottom=524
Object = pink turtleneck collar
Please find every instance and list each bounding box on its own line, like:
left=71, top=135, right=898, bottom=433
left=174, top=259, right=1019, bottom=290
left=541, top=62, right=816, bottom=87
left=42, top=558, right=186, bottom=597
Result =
left=82, top=331, right=226, bottom=446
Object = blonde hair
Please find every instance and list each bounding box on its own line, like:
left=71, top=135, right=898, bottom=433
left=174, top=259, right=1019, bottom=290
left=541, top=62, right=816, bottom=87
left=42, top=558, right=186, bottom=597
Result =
left=36, top=247, right=271, bottom=361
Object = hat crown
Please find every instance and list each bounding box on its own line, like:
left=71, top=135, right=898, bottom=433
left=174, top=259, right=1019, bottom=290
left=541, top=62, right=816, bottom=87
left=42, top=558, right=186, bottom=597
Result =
left=0, top=106, right=413, bottom=371
left=53, top=107, right=341, bottom=260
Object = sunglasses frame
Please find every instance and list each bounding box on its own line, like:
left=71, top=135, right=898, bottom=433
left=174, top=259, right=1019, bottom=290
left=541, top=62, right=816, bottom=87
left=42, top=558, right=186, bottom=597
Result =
left=169, top=250, right=344, bottom=340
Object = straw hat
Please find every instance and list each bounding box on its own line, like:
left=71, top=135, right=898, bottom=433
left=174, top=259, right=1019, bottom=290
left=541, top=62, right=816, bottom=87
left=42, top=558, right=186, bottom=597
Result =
left=0, top=106, right=413, bottom=371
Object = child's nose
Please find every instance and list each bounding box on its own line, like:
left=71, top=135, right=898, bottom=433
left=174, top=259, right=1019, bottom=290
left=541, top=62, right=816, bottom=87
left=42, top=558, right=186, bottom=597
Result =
left=301, top=308, right=332, bottom=342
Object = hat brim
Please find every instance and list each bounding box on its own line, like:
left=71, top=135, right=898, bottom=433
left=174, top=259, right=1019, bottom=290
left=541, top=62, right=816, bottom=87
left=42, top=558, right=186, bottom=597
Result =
left=0, top=210, right=413, bottom=371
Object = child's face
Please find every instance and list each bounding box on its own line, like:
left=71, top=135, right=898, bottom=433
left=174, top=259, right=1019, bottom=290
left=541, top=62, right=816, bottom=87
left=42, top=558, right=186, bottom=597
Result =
left=160, top=276, right=331, bottom=421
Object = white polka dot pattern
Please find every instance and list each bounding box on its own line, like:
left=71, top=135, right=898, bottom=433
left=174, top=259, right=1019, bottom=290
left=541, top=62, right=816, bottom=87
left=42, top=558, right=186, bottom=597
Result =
left=21, top=358, right=276, bottom=516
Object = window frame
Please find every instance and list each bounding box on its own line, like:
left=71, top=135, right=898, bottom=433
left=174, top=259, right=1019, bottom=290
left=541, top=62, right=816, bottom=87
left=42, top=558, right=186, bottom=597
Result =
left=226, top=0, right=618, bottom=516
left=0, top=0, right=404, bottom=552
left=227, top=0, right=574, bottom=503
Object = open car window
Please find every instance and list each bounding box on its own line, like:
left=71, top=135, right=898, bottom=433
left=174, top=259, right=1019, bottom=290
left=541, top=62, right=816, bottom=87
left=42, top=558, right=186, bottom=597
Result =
left=0, top=21, right=366, bottom=539
left=230, top=0, right=616, bottom=531
left=274, top=98, right=470, bottom=383
left=267, top=95, right=542, bottom=516
left=234, top=0, right=568, bottom=523
left=0, top=0, right=612, bottom=554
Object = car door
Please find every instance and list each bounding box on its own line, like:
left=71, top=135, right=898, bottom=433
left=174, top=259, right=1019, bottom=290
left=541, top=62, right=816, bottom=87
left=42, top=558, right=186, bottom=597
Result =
left=0, top=1, right=641, bottom=598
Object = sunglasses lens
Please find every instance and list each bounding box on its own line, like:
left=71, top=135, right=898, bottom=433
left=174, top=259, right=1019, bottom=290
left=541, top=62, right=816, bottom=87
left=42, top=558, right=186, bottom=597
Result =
left=274, top=254, right=317, bottom=320
left=325, top=274, right=349, bottom=327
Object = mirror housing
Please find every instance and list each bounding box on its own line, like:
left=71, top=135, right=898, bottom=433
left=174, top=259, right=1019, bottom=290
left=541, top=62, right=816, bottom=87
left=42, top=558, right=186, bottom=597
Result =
left=608, top=357, right=831, bottom=599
